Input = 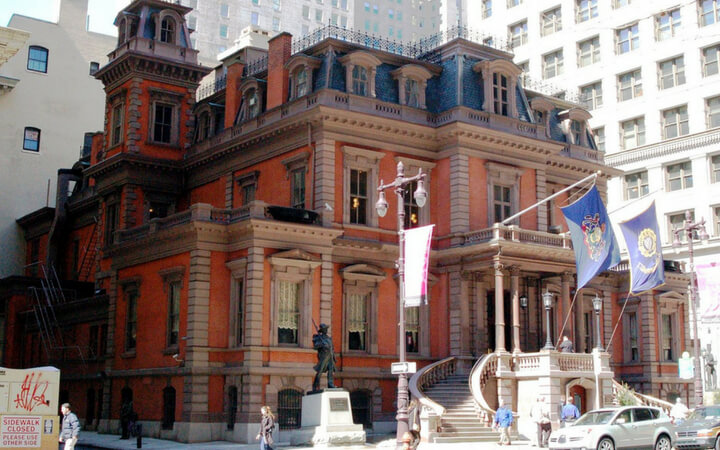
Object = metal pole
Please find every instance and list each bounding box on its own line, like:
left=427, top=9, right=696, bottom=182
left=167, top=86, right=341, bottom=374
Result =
left=395, top=176, right=409, bottom=447
left=687, top=228, right=704, bottom=407
left=595, top=307, right=603, bottom=351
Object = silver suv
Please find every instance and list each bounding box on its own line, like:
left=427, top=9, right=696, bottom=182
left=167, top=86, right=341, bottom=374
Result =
left=548, top=406, right=673, bottom=450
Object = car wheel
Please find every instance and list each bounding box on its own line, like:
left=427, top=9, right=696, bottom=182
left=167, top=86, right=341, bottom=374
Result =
left=714, top=435, right=720, bottom=450
left=597, top=437, right=615, bottom=450
left=654, top=434, right=671, bottom=450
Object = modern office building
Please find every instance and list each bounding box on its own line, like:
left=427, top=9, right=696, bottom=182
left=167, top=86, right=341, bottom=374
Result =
left=0, top=0, right=115, bottom=278
left=352, top=0, right=441, bottom=42
left=468, top=0, right=720, bottom=388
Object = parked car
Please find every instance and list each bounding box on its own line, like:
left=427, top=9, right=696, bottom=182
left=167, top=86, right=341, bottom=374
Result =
left=673, top=405, right=720, bottom=449
left=548, top=405, right=673, bottom=450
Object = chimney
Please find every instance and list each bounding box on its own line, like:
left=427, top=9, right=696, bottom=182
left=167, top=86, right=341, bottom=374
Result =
left=266, top=32, right=293, bottom=110
left=224, top=59, right=245, bottom=129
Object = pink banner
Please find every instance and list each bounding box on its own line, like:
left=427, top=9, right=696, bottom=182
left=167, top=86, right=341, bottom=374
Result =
left=403, top=225, right=434, bottom=307
left=696, top=262, right=720, bottom=319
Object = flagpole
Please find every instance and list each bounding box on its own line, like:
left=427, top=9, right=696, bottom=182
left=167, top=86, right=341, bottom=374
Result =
left=501, top=171, right=600, bottom=225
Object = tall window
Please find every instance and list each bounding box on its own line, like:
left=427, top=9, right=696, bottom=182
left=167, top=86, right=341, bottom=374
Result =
left=621, top=117, right=645, bottom=149
left=291, top=168, right=305, bottom=209
left=303, top=5, right=310, bottom=19
left=493, top=73, right=509, bottom=116
left=616, top=23, right=639, bottom=54
left=614, top=0, right=631, bottom=7
left=405, top=78, right=420, bottom=107
left=104, top=202, right=119, bottom=245
left=577, top=36, right=600, bottom=67
left=295, top=69, right=308, bottom=98
left=406, top=306, right=419, bottom=353
left=246, top=89, right=260, bottom=119
left=592, top=127, right=605, bottom=151
left=349, top=169, right=368, bottom=225
left=27, top=46, right=48, bottom=73
left=541, top=7, right=562, bottom=36
left=220, top=3, right=229, bottom=16
left=160, top=18, right=175, bottom=43
left=219, top=24, right=228, bottom=38
left=624, top=171, right=648, bottom=199
left=714, top=206, right=720, bottom=235
left=22, top=127, right=41, bottom=152
left=576, top=0, right=598, bottom=23
left=153, top=103, right=173, bottom=143
left=243, top=184, right=256, bottom=204
left=669, top=211, right=694, bottom=243
left=509, top=21, right=527, bottom=47
left=666, top=161, right=693, bottom=191
left=277, top=280, right=300, bottom=344
left=162, top=387, right=176, bottom=430
left=125, top=289, right=138, bottom=351
left=707, top=96, right=720, bottom=128
left=656, top=9, right=681, bottom=40
left=111, top=104, right=123, bottom=146
left=661, top=314, right=674, bottom=361
left=167, top=281, right=181, bottom=347
left=703, top=45, right=720, bottom=77
left=662, top=106, right=689, bottom=139
left=543, top=50, right=564, bottom=79
left=233, top=278, right=245, bottom=347
left=403, top=180, right=420, bottom=229
left=352, top=66, right=368, bottom=96
left=628, top=312, right=639, bottom=361
left=277, top=389, right=302, bottom=429
left=712, top=154, right=720, bottom=183
left=347, top=293, right=368, bottom=351
left=251, top=11, right=259, bottom=25
left=658, top=56, right=685, bottom=90
left=700, top=0, right=720, bottom=26
left=618, top=69, right=642, bottom=101
left=493, top=185, right=512, bottom=223
left=482, top=0, right=492, bottom=18
left=507, top=0, right=523, bottom=8
left=580, top=82, right=602, bottom=110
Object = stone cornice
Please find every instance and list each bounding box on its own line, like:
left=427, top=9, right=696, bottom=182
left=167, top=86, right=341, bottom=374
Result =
left=605, top=128, right=720, bottom=168
left=96, top=51, right=210, bottom=92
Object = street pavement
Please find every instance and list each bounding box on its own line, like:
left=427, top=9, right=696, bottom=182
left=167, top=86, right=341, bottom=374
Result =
left=74, top=431, right=536, bottom=449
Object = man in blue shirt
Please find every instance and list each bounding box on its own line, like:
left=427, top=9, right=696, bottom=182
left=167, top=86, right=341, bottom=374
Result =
left=493, top=398, right=513, bottom=445
left=560, top=397, right=580, bottom=427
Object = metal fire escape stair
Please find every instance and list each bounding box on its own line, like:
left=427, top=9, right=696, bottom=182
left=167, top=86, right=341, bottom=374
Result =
left=77, top=216, right=100, bottom=281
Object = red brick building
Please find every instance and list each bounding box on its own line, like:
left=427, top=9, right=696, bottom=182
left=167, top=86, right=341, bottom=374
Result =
left=0, top=0, right=693, bottom=443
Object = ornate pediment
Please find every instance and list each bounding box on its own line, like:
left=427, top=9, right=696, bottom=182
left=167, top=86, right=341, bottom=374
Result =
left=341, top=263, right=386, bottom=282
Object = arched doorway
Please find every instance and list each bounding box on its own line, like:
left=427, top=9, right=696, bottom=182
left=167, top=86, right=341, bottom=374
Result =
left=162, top=386, right=175, bottom=430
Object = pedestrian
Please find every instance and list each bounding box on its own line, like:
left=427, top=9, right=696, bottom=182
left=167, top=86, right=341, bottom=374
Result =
left=557, top=396, right=565, bottom=427
left=59, top=403, right=80, bottom=450
left=670, top=397, right=689, bottom=424
left=407, top=399, right=420, bottom=449
left=559, top=336, right=574, bottom=353
left=529, top=396, right=544, bottom=447
left=493, top=398, right=513, bottom=446
left=560, top=397, right=580, bottom=427
left=539, top=404, right=552, bottom=448
left=255, top=405, right=276, bottom=450
left=120, top=399, right=134, bottom=439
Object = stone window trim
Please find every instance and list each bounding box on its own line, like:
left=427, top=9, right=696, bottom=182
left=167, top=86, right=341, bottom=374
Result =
left=340, top=264, right=386, bottom=354
left=486, top=162, right=524, bottom=226
left=152, top=9, right=185, bottom=46
left=107, top=89, right=127, bottom=149
left=237, top=78, right=265, bottom=123
left=391, top=271, right=436, bottom=358
left=144, top=191, right=176, bottom=223
left=226, top=258, right=248, bottom=348
left=286, top=55, right=322, bottom=100
left=558, top=108, right=592, bottom=146
left=530, top=97, right=553, bottom=136
left=473, top=59, right=521, bottom=117
left=656, top=291, right=684, bottom=362
left=236, top=170, right=259, bottom=188
left=342, top=146, right=384, bottom=227
left=147, top=88, right=183, bottom=147
left=159, top=266, right=184, bottom=352
left=269, top=249, right=321, bottom=347
left=338, top=51, right=382, bottom=97
left=390, top=64, right=433, bottom=108
left=195, top=104, right=216, bottom=142
left=395, top=156, right=435, bottom=227
left=118, top=276, right=142, bottom=358
left=282, top=151, right=310, bottom=184
left=620, top=296, right=641, bottom=363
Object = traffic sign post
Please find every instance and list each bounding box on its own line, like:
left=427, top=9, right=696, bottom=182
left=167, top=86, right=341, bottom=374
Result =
left=391, top=362, right=417, bottom=375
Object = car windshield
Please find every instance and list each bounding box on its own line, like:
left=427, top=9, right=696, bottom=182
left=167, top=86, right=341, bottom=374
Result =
left=575, top=410, right=616, bottom=425
left=688, top=406, right=720, bottom=420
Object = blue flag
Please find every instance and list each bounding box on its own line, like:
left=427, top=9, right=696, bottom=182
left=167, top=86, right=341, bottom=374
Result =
left=618, top=201, right=665, bottom=294
left=561, top=185, right=620, bottom=289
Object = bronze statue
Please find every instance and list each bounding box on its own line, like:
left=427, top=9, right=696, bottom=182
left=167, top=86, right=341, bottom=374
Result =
left=703, top=348, right=717, bottom=391
left=312, top=323, right=336, bottom=392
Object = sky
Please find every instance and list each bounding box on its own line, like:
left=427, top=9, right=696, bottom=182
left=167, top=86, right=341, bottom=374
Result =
left=1, top=0, right=130, bottom=36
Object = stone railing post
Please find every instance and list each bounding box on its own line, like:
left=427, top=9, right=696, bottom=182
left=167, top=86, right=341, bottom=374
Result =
left=190, top=203, right=213, bottom=221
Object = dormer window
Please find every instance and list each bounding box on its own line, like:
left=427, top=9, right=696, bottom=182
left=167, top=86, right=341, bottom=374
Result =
left=118, top=19, right=127, bottom=45
left=474, top=59, right=522, bottom=118
left=558, top=108, right=592, bottom=146
left=529, top=97, right=553, bottom=137
left=391, top=64, right=433, bottom=109
left=285, top=55, right=322, bottom=100
left=160, top=18, right=175, bottom=43
left=247, top=89, right=259, bottom=118
left=198, top=111, right=211, bottom=141
left=236, top=79, right=264, bottom=123
left=339, top=51, right=381, bottom=98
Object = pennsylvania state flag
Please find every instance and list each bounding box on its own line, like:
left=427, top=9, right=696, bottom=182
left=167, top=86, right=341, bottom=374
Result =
left=618, top=201, right=665, bottom=294
left=561, top=185, right=620, bottom=289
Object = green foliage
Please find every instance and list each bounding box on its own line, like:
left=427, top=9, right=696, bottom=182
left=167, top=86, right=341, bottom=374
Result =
left=615, top=382, right=638, bottom=406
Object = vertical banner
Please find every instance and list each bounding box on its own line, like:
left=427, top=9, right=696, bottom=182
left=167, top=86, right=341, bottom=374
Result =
left=403, top=225, right=434, bottom=307
left=618, top=201, right=665, bottom=294
left=0, top=367, right=59, bottom=450
left=696, top=262, right=720, bottom=320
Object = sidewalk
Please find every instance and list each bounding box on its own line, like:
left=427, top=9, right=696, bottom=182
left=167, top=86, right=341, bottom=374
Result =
left=75, top=431, right=534, bottom=449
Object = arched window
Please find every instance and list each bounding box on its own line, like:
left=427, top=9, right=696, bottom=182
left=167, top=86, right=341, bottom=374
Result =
left=129, top=19, right=138, bottom=38
left=493, top=73, right=509, bottom=116
left=27, top=46, right=48, bottom=73
left=350, top=390, right=372, bottom=429
left=277, top=388, right=302, bottom=429
left=339, top=51, right=381, bottom=98
left=391, top=64, right=433, bottom=109
left=160, top=18, right=175, bottom=43
left=352, top=66, right=368, bottom=96
left=162, top=386, right=175, bottom=429
left=227, top=386, right=237, bottom=430
left=247, top=89, right=260, bottom=118
left=474, top=59, right=522, bottom=118
left=23, top=127, right=41, bottom=152
left=286, top=55, right=321, bottom=100
left=295, top=69, right=308, bottom=98
left=198, top=111, right=211, bottom=141
left=118, top=19, right=127, bottom=45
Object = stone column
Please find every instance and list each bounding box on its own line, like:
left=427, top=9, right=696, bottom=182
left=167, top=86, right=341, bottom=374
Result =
left=474, top=278, right=487, bottom=355
left=510, top=267, right=521, bottom=354
left=460, top=272, right=472, bottom=355
left=449, top=152, right=470, bottom=246
left=560, top=272, right=573, bottom=346
left=536, top=169, right=548, bottom=231
left=527, top=277, right=539, bottom=351
left=494, top=260, right=506, bottom=353
left=575, top=291, right=584, bottom=352
left=313, top=134, right=335, bottom=227
left=320, top=253, right=333, bottom=327
left=449, top=270, right=464, bottom=357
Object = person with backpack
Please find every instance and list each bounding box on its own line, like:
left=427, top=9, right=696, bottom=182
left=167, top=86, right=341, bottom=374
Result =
left=255, top=405, right=276, bottom=450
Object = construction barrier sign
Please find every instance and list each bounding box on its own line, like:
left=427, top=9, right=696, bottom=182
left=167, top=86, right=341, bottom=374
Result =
left=0, top=367, right=59, bottom=449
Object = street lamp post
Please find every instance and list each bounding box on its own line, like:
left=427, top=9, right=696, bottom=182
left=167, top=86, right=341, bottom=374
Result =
left=375, top=161, right=427, bottom=447
left=672, top=210, right=710, bottom=407
left=542, top=290, right=555, bottom=350
left=592, top=294, right=603, bottom=351
left=520, top=295, right=528, bottom=349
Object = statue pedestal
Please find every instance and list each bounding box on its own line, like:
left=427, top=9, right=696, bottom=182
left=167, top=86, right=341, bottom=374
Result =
left=289, top=388, right=366, bottom=447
